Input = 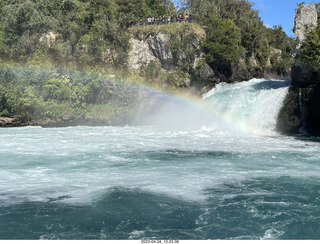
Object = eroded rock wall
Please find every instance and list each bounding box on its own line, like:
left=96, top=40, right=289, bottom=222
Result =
left=277, top=3, right=320, bottom=135
left=127, top=31, right=203, bottom=74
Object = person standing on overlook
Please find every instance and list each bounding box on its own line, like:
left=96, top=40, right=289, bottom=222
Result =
left=184, top=14, right=189, bottom=23
left=180, top=14, right=184, bottom=23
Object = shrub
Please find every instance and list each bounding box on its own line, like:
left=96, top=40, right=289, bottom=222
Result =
left=300, top=19, right=320, bottom=70
left=202, top=18, right=243, bottom=75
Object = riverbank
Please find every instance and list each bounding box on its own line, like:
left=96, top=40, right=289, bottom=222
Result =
left=0, top=117, right=16, bottom=126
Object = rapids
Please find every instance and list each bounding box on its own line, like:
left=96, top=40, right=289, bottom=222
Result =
left=1, top=78, right=320, bottom=240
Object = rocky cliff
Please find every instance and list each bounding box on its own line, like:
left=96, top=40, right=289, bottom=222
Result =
left=128, top=31, right=203, bottom=73
left=277, top=3, right=320, bottom=135
left=127, top=24, right=287, bottom=93
left=127, top=24, right=215, bottom=91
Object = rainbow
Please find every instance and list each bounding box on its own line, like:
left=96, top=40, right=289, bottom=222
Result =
left=0, top=64, right=285, bottom=136
left=131, top=77, right=287, bottom=137
left=122, top=79, right=257, bottom=136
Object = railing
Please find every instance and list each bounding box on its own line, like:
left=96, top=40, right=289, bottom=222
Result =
left=135, top=17, right=193, bottom=26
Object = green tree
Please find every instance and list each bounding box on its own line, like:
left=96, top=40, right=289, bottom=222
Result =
left=186, top=0, right=294, bottom=73
left=300, top=19, right=320, bottom=70
left=202, top=18, right=243, bottom=75
left=1, top=0, right=56, bottom=57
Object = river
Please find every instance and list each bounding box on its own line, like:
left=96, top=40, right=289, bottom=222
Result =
left=1, top=78, right=320, bottom=240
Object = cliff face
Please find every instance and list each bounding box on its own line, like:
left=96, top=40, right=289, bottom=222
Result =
left=127, top=24, right=214, bottom=90
left=277, top=4, right=320, bottom=135
left=291, top=3, right=318, bottom=87
left=128, top=32, right=202, bottom=73
left=127, top=24, right=288, bottom=93
left=294, top=4, right=318, bottom=50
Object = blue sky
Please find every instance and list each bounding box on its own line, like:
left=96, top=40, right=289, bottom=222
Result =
left=249, top=0, right=316, bottom=37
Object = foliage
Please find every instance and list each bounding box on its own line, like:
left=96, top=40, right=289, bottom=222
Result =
left=300, top=19, right=320, bottom=70
left=0, top=0, right=299, bottom=126
left=187, top=0, right=294, bottom=72
left=0, top=65, right=139, bottom=124
left=0, top=0, right=176, bottom=67
left=296, top=2, right=306, bottom=14
left=165, top=70, right=190, bottom=89
left=202, top=18, right=243, bottom=74
left=267, top=25, right=295, bottom=73
left=0, top=0, right=294, bottom=76
left=128, top=22, right=205, bottom=38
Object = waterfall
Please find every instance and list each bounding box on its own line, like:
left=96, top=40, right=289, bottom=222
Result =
left=299, top=87, right=307, bottom=134
left=133, top=78, right=290, bottom=136
left=203, top=78, right=290, bottom=136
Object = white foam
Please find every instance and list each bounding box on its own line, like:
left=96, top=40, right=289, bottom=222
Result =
left=1, top=79, right=320, bottom=206
left=261, top=228, right=285, bottom=240
left=203, top=78, right=290, bottom=136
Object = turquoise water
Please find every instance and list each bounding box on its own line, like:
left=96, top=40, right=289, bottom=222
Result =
left=1, top=79, right=320, bottom=240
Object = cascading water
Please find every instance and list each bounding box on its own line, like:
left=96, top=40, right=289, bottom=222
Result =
left=202, top=78, right=290, bottom=136
left=135, top=78, right=290, bottom=136
left=299, top=87, right=307, bottom=134
left=1, top=78, right=320, bottom=240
